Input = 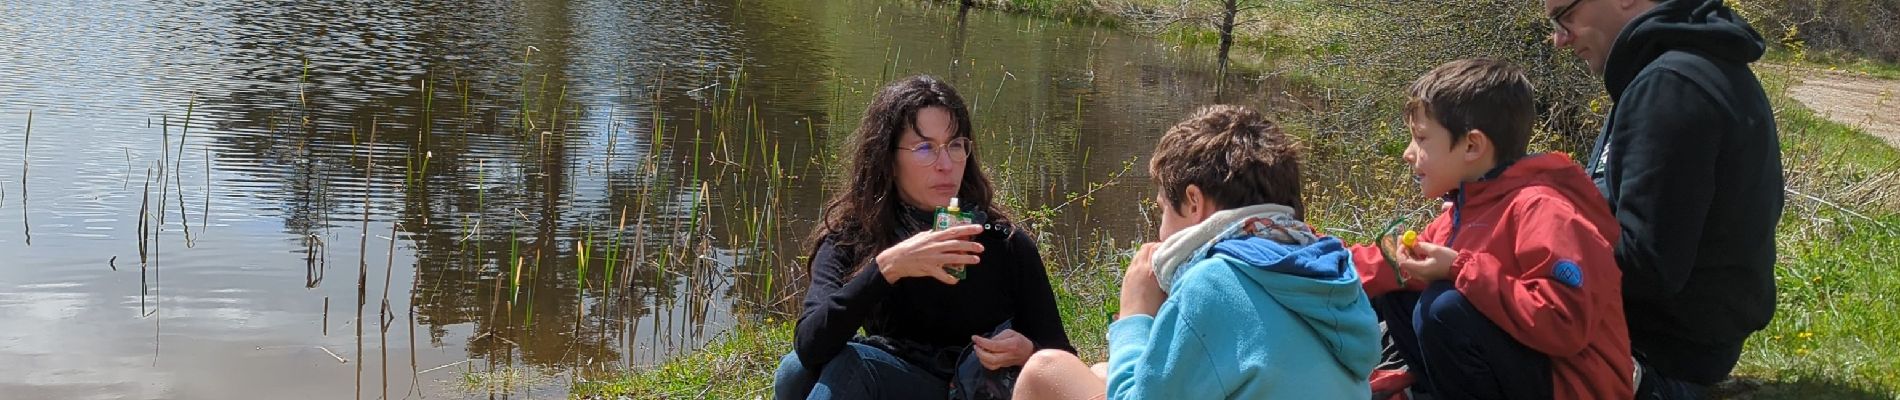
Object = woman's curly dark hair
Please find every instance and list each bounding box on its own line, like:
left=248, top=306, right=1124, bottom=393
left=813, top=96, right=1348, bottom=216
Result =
left=807, top=75, right=1010, bottom=276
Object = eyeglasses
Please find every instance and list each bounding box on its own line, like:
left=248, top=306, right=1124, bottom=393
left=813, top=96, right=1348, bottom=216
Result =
left=1548, top=0, right=1586, bottom=39
left=894, top=137, right=972, bottom=167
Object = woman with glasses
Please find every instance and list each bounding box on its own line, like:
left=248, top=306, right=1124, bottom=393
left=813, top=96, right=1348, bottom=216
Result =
left=773, top=75, right=1074, bottom=400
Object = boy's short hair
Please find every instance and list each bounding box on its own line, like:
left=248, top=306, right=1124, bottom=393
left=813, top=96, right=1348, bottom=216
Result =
left=1404, top=58, right=1534, bottom=164
left=1150, top=105, right=1304, bottom=218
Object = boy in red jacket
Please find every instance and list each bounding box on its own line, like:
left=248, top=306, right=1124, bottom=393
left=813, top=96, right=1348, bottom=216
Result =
left=1353, top=59, right=1632, bottom=400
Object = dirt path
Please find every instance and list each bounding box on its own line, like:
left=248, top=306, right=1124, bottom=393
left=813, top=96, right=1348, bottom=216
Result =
left=1784, top=67, right=1900, bottom=150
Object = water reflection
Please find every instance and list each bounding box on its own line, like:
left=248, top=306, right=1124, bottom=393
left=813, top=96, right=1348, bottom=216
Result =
left=0, top=0, right=1297, bottom=397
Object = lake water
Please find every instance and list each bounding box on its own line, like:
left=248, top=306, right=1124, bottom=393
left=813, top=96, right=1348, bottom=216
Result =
left=0, top=0, right=1315, bottom=398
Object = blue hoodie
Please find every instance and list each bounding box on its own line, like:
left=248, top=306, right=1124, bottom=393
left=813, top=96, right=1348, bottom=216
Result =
left=1106, top=234, right=1382, bottom=399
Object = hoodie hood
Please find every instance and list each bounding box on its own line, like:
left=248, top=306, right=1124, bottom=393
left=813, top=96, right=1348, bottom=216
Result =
left=1207, top=236, right=1381, bottom=378
left=1152, top=204, right=1317, bottom=293
left=1603, top=0, right=1765, bottom=100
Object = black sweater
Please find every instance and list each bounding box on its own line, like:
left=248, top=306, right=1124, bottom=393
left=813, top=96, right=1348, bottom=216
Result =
left=1589, top=0, right=1783, bottom=385
left=792, top=210, right=1074, bottom=379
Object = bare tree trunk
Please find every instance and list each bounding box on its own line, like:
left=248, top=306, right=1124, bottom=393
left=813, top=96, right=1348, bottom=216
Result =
left=1216, top=0, right=1238, bottom=99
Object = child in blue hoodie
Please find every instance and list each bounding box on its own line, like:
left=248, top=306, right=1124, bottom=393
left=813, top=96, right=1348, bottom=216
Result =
left=1014, top=105, right=1383, bottom=400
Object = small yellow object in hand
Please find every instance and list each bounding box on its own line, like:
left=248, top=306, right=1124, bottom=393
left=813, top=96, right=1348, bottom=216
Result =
left=1401, top=230, right=1419, bottom=248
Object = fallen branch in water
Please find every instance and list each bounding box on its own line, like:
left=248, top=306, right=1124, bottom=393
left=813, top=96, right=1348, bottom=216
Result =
left=317, top=346, right=349, bottom=364
left=418, top=359, right=474, bottom=375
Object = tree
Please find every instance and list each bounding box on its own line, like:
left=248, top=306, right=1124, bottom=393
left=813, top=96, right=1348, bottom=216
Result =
left=1121, top=0, right=1271, bottom=98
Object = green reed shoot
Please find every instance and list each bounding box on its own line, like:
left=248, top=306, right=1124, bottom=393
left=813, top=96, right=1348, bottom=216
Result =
left=509, top=229, right=521, bottom=302
left=578, top=230, right=590, bottom=289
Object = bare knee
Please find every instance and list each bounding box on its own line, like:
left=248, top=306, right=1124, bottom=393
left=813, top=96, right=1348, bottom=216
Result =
left=1015, top=349, right=1086, bottom=400
left=1024, top=349, right=1078, bottom=372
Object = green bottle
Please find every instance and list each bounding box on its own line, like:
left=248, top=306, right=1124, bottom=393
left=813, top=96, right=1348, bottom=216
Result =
left=934, top=198, right=960, bottom=231
left=935, top=198, right=972, bottom=280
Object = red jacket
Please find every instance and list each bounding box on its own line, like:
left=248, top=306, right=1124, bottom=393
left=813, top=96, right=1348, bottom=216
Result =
left=1352, top=153, right=1633, bottom=400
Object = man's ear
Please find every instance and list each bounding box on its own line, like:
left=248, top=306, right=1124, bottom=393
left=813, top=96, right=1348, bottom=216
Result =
left=1461, top=129, right=1492, bottom=162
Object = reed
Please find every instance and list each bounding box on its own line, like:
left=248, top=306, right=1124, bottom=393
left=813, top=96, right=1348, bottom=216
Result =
left=201, top=147, right=209, bottom=233
left=510, top=230, right=522, bottom=302
left=298, top=57, right=310, bottom=110
left=379, top=221, right=397, bottom=400
left=138, top=167, right=152, bottom=314
left=19, top=110, right=30, bottom=244
left=176, top=97, right=195, bottom=247
left=306, top=233, right=326, bottom=288
left=353, top=118, right=376, bottom=400
left=577, top=229, right=591, bottom=289
left=158, top=116, right=169, bottom=233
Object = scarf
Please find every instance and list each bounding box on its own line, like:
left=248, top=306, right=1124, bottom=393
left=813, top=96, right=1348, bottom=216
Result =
left=1150, top=203, right=1318, bottom=293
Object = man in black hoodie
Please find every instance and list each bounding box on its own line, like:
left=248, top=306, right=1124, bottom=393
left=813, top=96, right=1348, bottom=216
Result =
left=1544, top=0, right=1784, bottom=398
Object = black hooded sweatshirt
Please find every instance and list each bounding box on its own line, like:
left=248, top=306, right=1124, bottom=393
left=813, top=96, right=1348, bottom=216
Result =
left=1586, top=0, right=1784, bottom=385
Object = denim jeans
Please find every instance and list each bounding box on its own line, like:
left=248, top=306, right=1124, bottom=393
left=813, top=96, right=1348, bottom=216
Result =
left=774, top=342, right=949, bottom=400
left=1376, top=281, right=1553, bottom=400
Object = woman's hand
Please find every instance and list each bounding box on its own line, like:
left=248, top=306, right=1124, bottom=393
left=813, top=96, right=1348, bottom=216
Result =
left=1118, top=243, right=1166, bottom=319
left=970, top=329, right=1035, bottom=370
left=875, top=224, right=985, bottom=285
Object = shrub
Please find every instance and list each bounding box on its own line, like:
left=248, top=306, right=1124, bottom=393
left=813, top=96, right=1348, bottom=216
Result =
left=1309, top=0, right=1605, bottom=156
left=1735, top=0, right=1900, bottom=64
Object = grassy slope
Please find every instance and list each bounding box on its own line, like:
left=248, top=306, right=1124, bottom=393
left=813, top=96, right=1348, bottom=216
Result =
left=1724, top=69, right=1900, bottom=399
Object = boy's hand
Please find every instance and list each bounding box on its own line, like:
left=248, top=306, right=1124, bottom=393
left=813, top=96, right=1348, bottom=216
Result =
left=1118, top=243, right=1166, bottom=319
left=1397, top=241, right=1457, bottom=281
